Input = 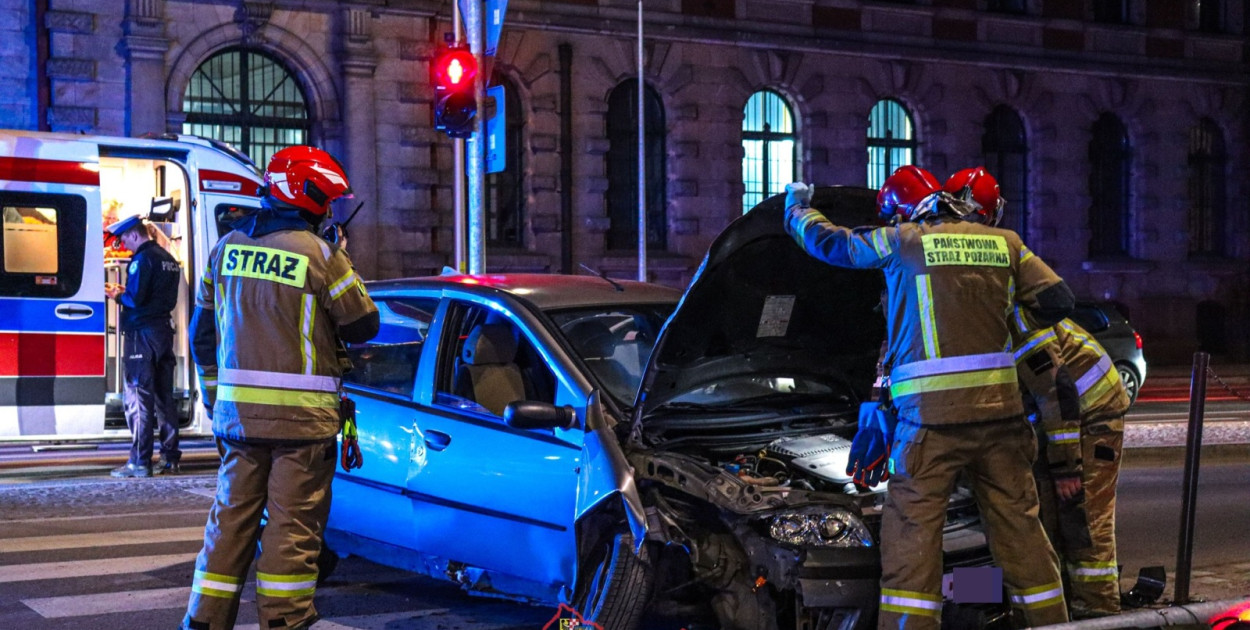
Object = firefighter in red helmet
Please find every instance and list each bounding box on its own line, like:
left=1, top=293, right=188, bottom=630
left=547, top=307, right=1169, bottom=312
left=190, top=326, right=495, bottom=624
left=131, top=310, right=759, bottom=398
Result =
left=182, top=146, right=378, bottom=630
left=786, top=166, right=1074, bottom=629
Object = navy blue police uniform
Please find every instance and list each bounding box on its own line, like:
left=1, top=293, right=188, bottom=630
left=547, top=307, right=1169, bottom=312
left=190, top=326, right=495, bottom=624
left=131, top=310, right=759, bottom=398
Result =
left=117, top=236, right=183, bottom=474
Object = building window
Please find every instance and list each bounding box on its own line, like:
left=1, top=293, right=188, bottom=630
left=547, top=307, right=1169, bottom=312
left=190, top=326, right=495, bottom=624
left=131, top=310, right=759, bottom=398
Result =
left=1198, top=0, right=1223, bottom=32
left=485, top=78, right=525, bottom=247
left=982, top=106, right=1029, bottom=239
left=182, top=48, right=311, bottom=168
left=1093, top=0, right=1128, bottom=24
left=742, top=90, right=797, bottom=214
left=867, top=99, right=916, bottom=190
left=1088, top=113, right=1130, bottom=257
left=987, top=0, right=1028, bottom=15
left=1188, top=118, right=1226, bottom=257
left=606, top=80, right=667, bottom=251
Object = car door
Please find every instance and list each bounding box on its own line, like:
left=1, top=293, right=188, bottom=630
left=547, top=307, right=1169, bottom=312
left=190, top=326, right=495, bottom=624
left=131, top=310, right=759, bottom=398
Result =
left=330, top=293, right=442, bottom=553
left=404, top=294, right=582, bottom=597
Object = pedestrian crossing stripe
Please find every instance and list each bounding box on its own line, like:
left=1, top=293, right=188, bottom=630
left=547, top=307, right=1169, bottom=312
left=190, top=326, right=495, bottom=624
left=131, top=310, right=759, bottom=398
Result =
left=0, top=526, right=203, bottom=553
left=0, top=552, right=192, bottom=583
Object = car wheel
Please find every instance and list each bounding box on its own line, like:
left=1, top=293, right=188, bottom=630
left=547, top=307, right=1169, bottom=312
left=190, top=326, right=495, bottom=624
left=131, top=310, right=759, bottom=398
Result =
left=574, top=532, right=655, bottom=630
left=1117, top=363, right=1140, bottom=405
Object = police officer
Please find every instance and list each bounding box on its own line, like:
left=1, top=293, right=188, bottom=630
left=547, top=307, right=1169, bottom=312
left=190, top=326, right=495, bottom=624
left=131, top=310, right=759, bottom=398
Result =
left=105, top=215, right=181, bottom=477
left=181, top=146, right=378, bottom=630
left=785, top=167, right=1076, bottom=629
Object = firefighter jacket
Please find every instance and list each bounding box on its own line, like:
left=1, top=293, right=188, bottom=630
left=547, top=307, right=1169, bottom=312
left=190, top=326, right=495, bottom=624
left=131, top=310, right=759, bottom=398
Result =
left=1014, top=317, right=1130, bottom=424
left=1012, top=317, right=1084, bottom=475
left=787, top=207, right=1067, bottom=426
left=118, top=240, right=181, bottom=332
left=193, top=224, right=378, bottom=441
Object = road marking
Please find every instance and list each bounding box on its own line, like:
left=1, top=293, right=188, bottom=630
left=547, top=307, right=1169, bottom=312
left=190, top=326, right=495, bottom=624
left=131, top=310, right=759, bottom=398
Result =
left=0, top=509, right=207, bottom=525
left=0, top=552, right=191, bottom=583
left=22, top=586, right=202, bottom=618
left=0, top=526, right=204, bottom=553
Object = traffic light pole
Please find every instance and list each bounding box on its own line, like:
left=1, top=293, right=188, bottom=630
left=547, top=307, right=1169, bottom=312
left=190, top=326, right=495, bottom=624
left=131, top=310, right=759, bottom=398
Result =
left=464, top=0, right=487, bottom=275
left=452, top=2, right=467, bottom=272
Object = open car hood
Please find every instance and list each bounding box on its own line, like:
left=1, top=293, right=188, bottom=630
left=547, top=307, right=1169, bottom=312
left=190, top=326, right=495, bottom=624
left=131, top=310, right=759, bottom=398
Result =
left=631, top=187, right=888, bottom=429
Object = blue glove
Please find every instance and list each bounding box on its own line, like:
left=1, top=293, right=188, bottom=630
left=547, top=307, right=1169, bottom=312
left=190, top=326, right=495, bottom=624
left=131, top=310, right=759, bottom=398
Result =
left=847, top=402, right=896, bottom=487
left=784, top=182, right=813, bottom=211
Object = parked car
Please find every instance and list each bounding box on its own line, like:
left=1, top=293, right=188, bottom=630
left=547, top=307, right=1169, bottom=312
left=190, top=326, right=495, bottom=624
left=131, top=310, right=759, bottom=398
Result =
left=1069, top=302, right=1147, bottom=405
left=322, top=187, right=1003, bottom=630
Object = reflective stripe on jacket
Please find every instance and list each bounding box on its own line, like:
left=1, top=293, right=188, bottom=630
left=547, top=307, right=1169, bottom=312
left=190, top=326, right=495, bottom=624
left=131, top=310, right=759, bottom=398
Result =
left=1014, top=317, right=1130, bottom=423
left=196, top=229, right=377, bottom=440
left=788, top=208, right=1066, bottom=426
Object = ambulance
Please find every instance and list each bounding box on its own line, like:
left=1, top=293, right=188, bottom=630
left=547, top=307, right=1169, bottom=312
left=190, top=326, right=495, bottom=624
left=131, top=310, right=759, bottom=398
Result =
left=0, top=130, right=264, bottom=441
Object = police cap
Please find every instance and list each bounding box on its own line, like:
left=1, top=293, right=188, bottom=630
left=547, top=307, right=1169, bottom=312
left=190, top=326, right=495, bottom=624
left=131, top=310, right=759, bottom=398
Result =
left=105, top=214, right=144, bottom=236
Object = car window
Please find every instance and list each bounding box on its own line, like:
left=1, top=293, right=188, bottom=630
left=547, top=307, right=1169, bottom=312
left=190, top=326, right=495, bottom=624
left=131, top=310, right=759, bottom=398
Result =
left=548, top=305, right=671, bottom=408
left=1070, top=304, right=1110, bottom=333
left=433, top=301, right=557, bottom=418
left=343, top=297, right=439, bottom=396
left=0, top=192, right=87, bottom=299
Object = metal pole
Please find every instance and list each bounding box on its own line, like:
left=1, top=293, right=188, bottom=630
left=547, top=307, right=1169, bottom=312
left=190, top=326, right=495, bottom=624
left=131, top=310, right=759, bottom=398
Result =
left=636, top=0, right=646, bottom=282
left=452, top=3, right=466, bottom=272
left=1028, top=598, right=1247, bottom=629
left=1173, top=351, right=1209, bottom=605
left=466, top=0, right=486, bottom=275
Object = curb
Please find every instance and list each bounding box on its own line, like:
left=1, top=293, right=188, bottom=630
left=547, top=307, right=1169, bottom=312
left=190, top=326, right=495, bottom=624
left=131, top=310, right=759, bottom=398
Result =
left=1121, top=443, right=1250, bottom=468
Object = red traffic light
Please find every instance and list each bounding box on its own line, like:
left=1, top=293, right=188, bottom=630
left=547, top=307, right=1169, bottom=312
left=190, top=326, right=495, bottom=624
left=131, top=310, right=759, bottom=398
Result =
left=432, top=47, right=477, bottom=90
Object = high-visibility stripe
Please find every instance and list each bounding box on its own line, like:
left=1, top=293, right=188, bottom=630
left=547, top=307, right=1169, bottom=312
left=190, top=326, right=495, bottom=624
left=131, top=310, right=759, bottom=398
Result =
left=1072, top=562, right=1119, bottom=582
left=871, top=228, right=893, bottom=258
left=1009, top=582, right=1065, bottom=609
left=880, top=588, right=942, bottom=617
left=916, top=275, right=940, bottom=359
left=891, top=366, right=1018, bottom=398
left=1014, top=328, right=1057, bottom=362
left=1020, top=245, right=1035, bottom=264
left=219, top=367, right=338, bottom=393
left=217, top=385, right=339, bottom=409
left=256, top=572, right=318, bottom=598
left=300, top=294, right=316, bottom=375
left=892, top=352, right=1016, bottom=382
left=1047, top=429, right=1080, bottom=445
left=329, top=270, right=357, bottom=300
left=192, top=570, right=241, bottom=598
left=1076, top=355, right=1114, bottom=395
left=1014, top=306, right=1029, bottom=334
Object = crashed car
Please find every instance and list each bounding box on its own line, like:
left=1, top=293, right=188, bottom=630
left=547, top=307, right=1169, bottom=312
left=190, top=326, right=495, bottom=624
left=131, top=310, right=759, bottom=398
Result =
left=324, top=187, right=1001, bottom=630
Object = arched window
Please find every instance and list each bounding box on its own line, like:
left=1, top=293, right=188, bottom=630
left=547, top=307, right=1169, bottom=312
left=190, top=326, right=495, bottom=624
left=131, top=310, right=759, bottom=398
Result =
left=742, top=90, right=797, bottom=214
left=1188, top=118, right=1226, bottom=257
left=485, top=78, right=525, bottom=247
left=867, top=99, right=916, bottom=190
left=1088, top=114, right=1131, bottom=257
left=182, top=48, right=311, bottom=167
left=982, top=106, right=1029, bottom=239
left=606, top=80, right=667, bottom=251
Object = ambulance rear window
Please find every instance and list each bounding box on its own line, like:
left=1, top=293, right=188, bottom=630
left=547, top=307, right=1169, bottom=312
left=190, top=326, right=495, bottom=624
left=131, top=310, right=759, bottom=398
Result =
left=0, top=192, right=86, bottom=299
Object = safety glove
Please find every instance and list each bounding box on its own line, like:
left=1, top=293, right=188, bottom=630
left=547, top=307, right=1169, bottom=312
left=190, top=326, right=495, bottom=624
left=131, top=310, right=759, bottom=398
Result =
left=847, top=401, right=895, bottom=487
left=784, top=182, right=813, bottom=211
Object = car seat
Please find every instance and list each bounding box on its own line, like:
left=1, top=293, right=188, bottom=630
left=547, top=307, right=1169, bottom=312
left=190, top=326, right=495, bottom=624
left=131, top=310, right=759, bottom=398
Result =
left=453, top=323, right=526, bottom=415
left=566, top=319, right=632, bottom=401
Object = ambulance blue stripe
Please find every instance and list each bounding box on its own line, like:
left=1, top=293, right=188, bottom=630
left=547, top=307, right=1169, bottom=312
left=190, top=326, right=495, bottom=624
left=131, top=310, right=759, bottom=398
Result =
left=0, top=298, right=107, bottom=334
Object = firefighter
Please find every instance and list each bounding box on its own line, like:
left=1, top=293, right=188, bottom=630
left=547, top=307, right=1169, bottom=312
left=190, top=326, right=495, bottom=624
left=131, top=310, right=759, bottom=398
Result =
left=785, top=167, right=1075, bottom=629
left=948, top=166, right=1130, bottom=618
left=104, top=215, right=181, bottom=477
left=181, top=146, right=379, bottom=630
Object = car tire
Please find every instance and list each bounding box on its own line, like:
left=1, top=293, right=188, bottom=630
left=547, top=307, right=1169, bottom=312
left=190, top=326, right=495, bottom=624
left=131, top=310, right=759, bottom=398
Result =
left=574, top=532, right=655, bottom=630
left=1117, top=362, right=1140, bottom=405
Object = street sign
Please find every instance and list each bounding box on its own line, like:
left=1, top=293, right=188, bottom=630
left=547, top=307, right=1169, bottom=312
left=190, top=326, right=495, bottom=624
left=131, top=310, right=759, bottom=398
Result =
left=457, top=0, right=508, bottom=57
left=485, top=85, right=506, bottom=174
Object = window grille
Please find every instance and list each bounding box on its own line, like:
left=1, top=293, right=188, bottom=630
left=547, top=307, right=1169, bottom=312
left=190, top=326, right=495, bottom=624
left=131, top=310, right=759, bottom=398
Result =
left=1088, top=114, right=1130, bottom=257
left=1188, top=118, right=1226, bottom=257
left=606, top=80, right=667, bottom=251
left=182, top=48, right=311, bottom=168
left=742, top=90, right=797, bottom=214
left=982, top=106, right=1029, bottom=240
left=867, top=99, right=916, bottom=190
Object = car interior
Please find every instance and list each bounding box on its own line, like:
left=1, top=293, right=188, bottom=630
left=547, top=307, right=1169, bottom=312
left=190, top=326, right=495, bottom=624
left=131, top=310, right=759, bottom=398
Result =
left=436, top=304, right=557, bottom=418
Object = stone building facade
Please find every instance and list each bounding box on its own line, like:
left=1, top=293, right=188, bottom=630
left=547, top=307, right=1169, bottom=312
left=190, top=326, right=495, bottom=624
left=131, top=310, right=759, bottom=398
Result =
left=0, top=0, right=1246, bottom=363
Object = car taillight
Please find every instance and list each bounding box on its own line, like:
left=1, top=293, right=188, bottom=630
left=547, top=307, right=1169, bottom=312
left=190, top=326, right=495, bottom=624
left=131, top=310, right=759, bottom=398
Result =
left=1133, top=331, right=1143, bottom=350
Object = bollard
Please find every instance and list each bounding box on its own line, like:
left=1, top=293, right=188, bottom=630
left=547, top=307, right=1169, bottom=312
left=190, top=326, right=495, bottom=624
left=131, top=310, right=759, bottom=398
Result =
left=1173, top=351, right=1209, bottom=605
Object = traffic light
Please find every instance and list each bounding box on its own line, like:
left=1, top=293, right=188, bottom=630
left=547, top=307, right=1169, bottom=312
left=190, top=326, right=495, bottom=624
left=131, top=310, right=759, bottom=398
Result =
left=432, top=45, right=478, bottom=138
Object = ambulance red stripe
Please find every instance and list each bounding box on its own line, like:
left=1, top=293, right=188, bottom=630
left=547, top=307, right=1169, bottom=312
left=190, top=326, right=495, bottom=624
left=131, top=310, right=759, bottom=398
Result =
left=0, top=156, right=100, bottom=186
left=0, top=332, right=105, bottom=377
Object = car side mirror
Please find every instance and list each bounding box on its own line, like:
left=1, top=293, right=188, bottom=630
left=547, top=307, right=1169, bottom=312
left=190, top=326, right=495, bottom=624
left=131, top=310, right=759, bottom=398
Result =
left=504, top=401, right=578, bottom=431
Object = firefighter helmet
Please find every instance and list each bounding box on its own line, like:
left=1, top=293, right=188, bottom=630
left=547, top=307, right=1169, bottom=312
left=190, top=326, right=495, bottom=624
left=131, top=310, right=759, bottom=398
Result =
left=263, top=146, right=353, bottom=216
left=877, top=165, right=941, bottom=222
left=944, top=166, right=1005, bottom=227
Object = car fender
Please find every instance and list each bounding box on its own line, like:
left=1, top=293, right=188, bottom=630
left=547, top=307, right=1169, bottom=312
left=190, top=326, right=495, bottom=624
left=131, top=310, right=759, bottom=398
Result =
left=575, top=391, right=648, bottom=547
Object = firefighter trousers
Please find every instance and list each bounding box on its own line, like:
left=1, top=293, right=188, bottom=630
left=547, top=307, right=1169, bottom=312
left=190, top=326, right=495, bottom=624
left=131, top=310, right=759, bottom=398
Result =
left=183, top=437, right=336, bottom=630
left=1034, top=416, right=1124, bottom=617
left=879, top=418, right=1068, bottom=630
left=122, top=324, right=179, bottom=467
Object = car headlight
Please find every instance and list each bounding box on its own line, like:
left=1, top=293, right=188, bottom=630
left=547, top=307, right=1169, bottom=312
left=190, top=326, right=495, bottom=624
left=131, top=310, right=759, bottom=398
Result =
left=765, top=508, right=873, bottom=548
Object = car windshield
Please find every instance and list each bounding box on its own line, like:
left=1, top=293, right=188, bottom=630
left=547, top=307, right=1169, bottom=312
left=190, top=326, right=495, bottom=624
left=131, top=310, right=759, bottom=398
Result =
left=548, top=304, right=674, bottom=408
